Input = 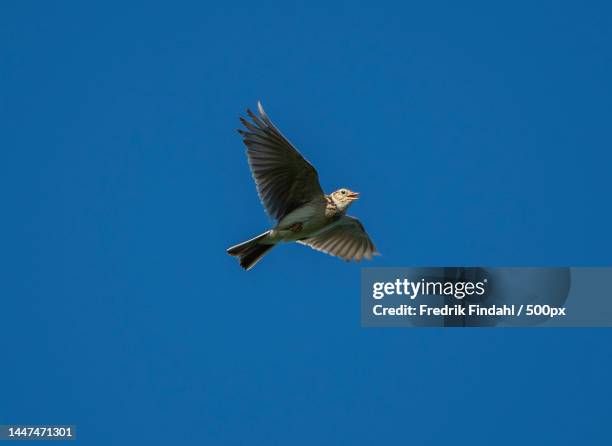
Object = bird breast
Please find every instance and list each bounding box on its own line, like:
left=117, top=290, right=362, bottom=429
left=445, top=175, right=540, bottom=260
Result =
left=277, top=202, right=326, bottom=229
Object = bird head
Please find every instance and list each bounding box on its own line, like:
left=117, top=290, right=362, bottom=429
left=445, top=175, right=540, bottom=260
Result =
left=330, top=188, right=359, bottom=211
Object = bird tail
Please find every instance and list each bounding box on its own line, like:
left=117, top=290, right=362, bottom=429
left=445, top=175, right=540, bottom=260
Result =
left=226, top=231, right=274, bottom=270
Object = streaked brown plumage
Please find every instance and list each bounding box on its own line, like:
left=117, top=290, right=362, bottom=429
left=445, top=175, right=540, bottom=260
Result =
left=227, top=102, right=379, bottom=270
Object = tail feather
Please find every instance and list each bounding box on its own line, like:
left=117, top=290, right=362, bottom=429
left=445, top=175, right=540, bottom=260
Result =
left=227, top=231, right=274, bottom=270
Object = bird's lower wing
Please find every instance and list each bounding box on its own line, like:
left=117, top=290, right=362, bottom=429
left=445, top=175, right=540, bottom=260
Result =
left=298, top=216, right=379, bottom=261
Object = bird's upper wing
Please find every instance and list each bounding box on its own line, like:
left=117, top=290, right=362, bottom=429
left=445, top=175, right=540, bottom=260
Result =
left=238, top=102, right=325, bottom=221
left=298, top=216, right=379, bottom=261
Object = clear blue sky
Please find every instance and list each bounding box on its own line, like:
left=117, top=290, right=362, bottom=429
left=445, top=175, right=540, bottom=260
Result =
left=1, top=1, right=611, bottom=444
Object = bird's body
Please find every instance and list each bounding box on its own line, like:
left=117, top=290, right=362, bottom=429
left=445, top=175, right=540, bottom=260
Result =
left=227, top=102, right=379, bottom=270
left=274, top=198, right=329, bottom=239
left=270, top=195, right=342, bottom=242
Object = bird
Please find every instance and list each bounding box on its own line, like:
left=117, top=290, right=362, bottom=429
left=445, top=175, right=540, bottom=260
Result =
left=227, top=102, right=379, bottom=270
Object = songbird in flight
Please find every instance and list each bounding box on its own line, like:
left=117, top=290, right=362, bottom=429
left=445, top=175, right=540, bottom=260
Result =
left=227, top=102, right=379, bottom=270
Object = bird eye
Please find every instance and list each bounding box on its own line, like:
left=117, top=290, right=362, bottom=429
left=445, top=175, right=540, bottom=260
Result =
left=342, top=190, right=347, bottom=194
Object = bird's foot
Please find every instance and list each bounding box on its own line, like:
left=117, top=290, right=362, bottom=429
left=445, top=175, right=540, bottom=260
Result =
left=289, top=222, right=303, bottom=233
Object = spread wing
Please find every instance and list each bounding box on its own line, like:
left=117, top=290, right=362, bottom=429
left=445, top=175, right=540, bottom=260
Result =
left=238, top=102, right=325, bottom=221
left=298, top=216, right=379, bottom=262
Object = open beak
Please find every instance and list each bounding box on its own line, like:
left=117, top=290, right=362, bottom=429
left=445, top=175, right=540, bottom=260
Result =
left=347, top=191, right=360, bottom=200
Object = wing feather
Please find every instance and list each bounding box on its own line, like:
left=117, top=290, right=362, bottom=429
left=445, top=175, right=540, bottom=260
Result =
left=298, top=216, right=380, bottom=262
left=239, top=102, right=324, bottom=221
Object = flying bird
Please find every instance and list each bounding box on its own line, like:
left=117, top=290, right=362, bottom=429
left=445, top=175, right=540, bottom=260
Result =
left=227, top=102, right=379, bottom=270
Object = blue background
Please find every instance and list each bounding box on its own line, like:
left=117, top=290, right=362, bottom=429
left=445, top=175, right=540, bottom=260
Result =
left=2, top=1, right=611, bottom=444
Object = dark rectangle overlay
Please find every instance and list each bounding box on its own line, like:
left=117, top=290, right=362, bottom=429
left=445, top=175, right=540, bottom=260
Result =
left=0, top=426, right=76, bottom=441
left=361, top=267, right=612, bottom=327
